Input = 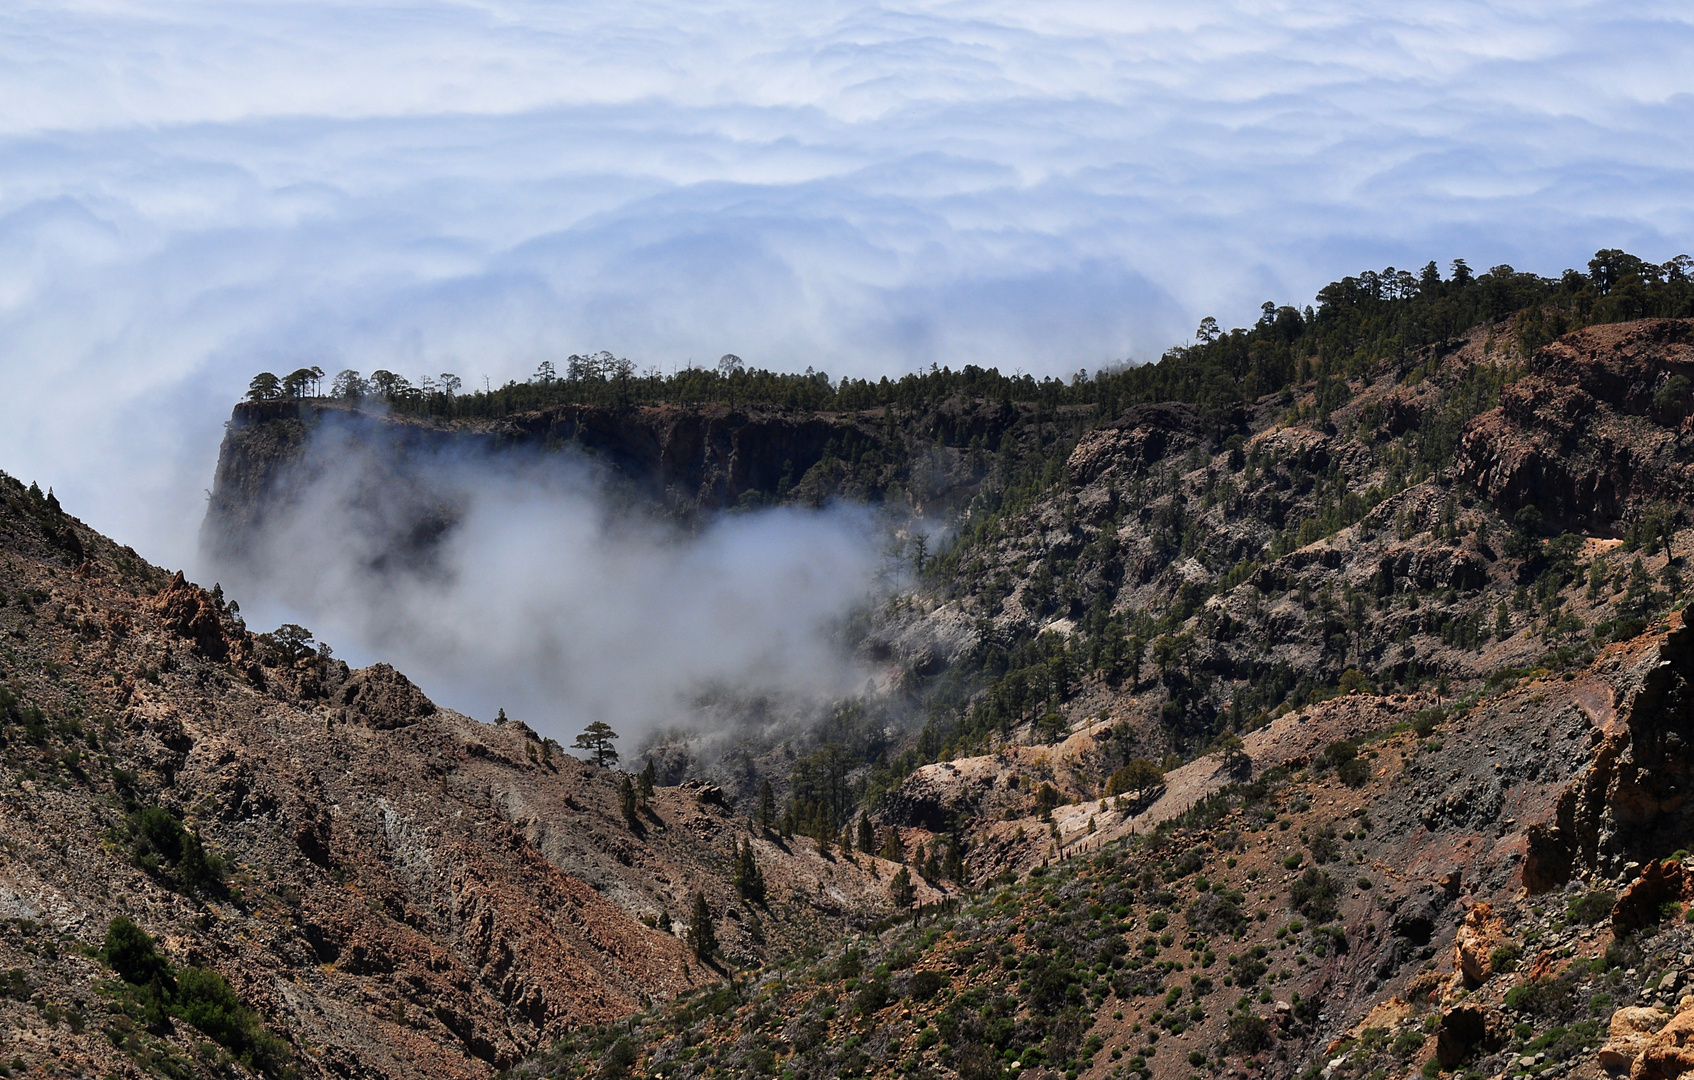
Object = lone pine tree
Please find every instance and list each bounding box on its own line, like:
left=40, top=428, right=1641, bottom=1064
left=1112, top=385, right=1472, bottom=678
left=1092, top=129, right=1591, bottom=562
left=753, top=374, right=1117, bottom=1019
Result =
left=573, top=721, right=619, bottom=767
left=687, top=892, right=716, bottom=963
left=638, top=759, right=656, bottom=806
left=731, top=839, right=766, bottom=904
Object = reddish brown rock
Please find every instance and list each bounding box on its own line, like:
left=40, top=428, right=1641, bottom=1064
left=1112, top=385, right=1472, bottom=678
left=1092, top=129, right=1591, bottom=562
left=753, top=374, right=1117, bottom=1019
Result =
left=1453, top=902, right=1508, bottom=985
left=340, top=662, right=437, bottom=728
left=1614, top=859, right=1694, bottom=937
left=1456, top=319, right=1694, bottom=531
left=1435, top=1003, right=1510, bottom=1068
left=1601, top=1007, right=1669, bottom=1072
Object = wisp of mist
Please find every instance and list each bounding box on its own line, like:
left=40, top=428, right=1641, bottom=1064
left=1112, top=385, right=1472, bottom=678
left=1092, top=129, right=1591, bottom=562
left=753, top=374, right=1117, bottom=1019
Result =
left=207, top=416, right=896, bottom=745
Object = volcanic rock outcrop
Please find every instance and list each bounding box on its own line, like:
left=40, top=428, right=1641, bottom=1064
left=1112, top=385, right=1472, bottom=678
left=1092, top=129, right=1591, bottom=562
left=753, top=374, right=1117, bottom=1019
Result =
left=1457, top=319, right=1694, bottom=531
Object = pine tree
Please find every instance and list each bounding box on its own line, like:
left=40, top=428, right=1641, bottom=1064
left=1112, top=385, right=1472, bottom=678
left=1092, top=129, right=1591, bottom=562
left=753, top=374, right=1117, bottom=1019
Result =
left=731, top=840, right=766, bottom=904
left=942, top=836, right=965, bottom=881
left=687, top=892, right=716, bottom=963
left=758, top=780, right=776, bottom=830
left=619, top=774, right=638, bottom=825
left=572, top=721, right=620, bottom=767
left=879, top=827, right=906, bottom=864
left=857, top=814, right=875, bottom=854
left=638, top=760, right=656, bottom=807
left=888, top=866, right=914, bottom=907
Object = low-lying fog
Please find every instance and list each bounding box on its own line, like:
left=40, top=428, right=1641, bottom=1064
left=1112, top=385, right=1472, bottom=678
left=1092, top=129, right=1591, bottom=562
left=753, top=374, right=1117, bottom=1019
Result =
left=206, top=415, right=902, bottom=748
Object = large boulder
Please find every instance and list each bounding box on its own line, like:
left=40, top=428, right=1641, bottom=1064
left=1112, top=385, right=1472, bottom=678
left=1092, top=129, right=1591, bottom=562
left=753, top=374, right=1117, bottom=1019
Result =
left=1615, top=860, right=1694, bottom=938
left=339, top=663, right=437, bottom=729
left=1436, top=1003, right=1509, bottom=1068
left=1599, top=1007, right=1669, bottom=1072
left=1453, top=902, right=1508, bottom=985
left=1630, top=998, right=1694, bottom=1080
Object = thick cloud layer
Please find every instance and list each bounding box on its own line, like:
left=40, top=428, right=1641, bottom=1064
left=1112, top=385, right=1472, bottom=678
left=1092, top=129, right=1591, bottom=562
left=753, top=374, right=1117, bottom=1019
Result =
left=212, top=417, right=893, bottom=739
left=2, top=1, right=1691, bottom=570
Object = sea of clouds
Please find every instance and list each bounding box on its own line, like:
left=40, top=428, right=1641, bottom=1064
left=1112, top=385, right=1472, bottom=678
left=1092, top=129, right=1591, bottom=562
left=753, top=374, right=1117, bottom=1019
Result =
left=0, top=0, right=1690, bottom=730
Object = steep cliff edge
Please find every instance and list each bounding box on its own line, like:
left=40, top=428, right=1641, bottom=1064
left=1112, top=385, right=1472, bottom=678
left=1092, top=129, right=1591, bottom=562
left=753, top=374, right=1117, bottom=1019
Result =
left=1524, top=618, right=1694, bottom=890
left=203, top=397, right=981, bottom=565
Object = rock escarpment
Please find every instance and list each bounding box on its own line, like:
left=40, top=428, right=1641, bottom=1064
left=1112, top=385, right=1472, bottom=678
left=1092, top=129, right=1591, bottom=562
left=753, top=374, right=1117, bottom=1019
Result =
left=1457, top=319, right=1694, bottom=531
left=1524, top=620, right=1694, bottom=891
left=201, top=395, right=1019, bottom=572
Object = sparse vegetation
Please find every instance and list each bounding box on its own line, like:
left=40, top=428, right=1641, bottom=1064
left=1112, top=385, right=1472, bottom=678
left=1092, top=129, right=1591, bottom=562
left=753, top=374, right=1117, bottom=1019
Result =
left=100, top=917, right=292, bottom=1077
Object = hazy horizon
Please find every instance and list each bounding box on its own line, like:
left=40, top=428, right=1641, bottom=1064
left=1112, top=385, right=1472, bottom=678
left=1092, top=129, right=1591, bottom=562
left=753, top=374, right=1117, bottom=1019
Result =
left=1, top=1, right=1689, bottom=697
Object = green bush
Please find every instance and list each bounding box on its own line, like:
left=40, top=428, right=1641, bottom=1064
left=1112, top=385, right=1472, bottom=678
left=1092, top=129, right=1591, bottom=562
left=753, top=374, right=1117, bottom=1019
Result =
left=1230, top=954, right=1267, bottom=988
left=101, top=917, right=291, bottom=1076
left=908, top=970, right=947, bottom=1002
left=103, top=916, right=173, bottom=990
left=1, top=969, right=30, bottom=1001
left=1224, top=1013, right=1271, bottom=1054
left=1337, top=758, right=1371, bottom=787
left=1291, top=869, right=1339, bottom=923
left=1490, top=943, right=1522, bottom=974
left=1166, top=850, right=1205, bottom=881
left=1393, top=1030, right=1426, bottom=1058
left=599, top=1038, right=638, bottom=1080
left=1504, top=977, right=1574, bottom=1020
left=125, top=806, right=225, bottom=896
left=1308, top=827, right=1339, bottom=864
left=1566, top=890, right=1616, bottom=926
left=1603, top=937, right=1643, bottom=972
left=173, top=967, right=292, bottom=1075
left=854, top=977, right=890, bottom=1015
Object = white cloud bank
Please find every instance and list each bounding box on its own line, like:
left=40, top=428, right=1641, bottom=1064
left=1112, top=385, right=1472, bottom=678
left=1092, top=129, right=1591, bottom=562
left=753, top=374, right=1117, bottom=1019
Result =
left=0, top=0, right=1690, bottom=569
left=209, top=417, right=893, bottom=739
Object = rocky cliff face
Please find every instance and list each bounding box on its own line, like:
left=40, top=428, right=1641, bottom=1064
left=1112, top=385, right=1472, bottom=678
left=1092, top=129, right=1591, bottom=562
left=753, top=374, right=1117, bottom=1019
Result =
left=1523, top=619, right=1694, bottom=890
left=203, top=396, right=983, bottom=565
left=1456, top=319, right=1694, bottom=531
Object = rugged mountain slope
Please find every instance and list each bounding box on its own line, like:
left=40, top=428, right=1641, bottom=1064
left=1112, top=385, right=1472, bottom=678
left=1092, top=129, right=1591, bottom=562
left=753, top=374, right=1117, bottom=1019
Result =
left=1458, top=318, right=1694, bottom=527
left=197, top=318, right=1694, bottom=862
left=880, top=318, right=1694, bottom=791
left=0, top=476, right=932, bottom=1078
left=47, top=255, right=1694, bottom=1080
left=528, top=616, right=1694, bottom=1080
